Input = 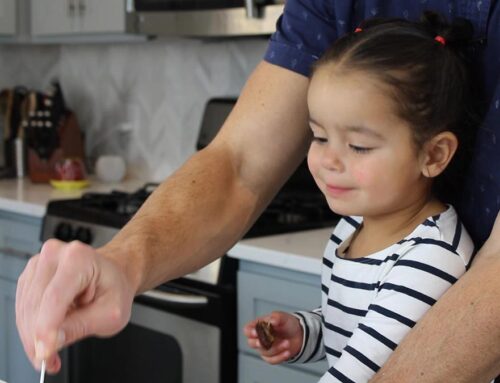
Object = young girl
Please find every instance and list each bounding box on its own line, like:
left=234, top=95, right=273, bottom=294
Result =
left=244, top=12, right=478, bottom=383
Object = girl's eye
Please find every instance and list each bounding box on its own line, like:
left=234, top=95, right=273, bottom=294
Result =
left=312, top=136, right=328, bottom=144
left=349, top=144, right=373, bottom=153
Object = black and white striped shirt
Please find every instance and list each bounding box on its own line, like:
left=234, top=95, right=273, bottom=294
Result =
left=291, top=205, right=475, bottom=383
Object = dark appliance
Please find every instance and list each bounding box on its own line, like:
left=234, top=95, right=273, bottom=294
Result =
left=41, top=98, right=338, bottom=383
left=127, top=0, right=285, bottom=37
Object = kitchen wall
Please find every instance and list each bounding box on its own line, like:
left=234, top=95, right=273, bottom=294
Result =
left=0, top=37, right=268, bottom=181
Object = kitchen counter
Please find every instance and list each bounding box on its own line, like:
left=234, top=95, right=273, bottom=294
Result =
left=0, top=176, right=146, bottom=217
left=228, top=227, right=334, bottom=276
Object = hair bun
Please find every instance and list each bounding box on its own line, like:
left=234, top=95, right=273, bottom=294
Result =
left=420, top=10, right=474, bottom=46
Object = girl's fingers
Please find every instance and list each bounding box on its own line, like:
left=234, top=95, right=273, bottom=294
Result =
left=262, top=349, right=291, bottom=365
left=247, top=338, right=260, bottom=349
left=243, top=321, right=258, bottom=338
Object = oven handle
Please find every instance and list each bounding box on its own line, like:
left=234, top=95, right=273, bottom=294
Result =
left=141, top=289, right=209, bottom=305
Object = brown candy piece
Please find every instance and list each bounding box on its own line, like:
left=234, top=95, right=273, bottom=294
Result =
left=255, top=320, right=275, bottom=350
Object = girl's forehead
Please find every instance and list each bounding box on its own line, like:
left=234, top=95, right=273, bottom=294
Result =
left=311, top=65, right=392, bottom=93
left=308, top=67, right=398, bottom=114
left=308, top=66, right=416, bottom=141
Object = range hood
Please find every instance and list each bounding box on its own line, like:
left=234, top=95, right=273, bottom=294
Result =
left=126, top=0, right=284, bottom=37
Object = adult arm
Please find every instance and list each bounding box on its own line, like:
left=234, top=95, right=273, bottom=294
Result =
left=370, top=212, right=500, bottom=383
left=15, top=60, right=311, bottom=373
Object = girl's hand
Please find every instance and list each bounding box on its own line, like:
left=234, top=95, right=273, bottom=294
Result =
left=243, top=311, right=303, bottom=364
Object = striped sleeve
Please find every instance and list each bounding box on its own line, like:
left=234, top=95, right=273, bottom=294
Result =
left=319, top=241, right=472, bottom=382
left=288, top=307, right=325, bottom=363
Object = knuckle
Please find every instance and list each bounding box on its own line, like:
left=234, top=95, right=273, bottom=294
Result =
left=63, top=241, right=91, bottom=266
left=107, top=305, right=127, bottom=331
left=41, top=238, right=62, bottom=255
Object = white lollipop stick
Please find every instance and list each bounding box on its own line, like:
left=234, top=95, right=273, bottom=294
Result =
left=39, top=360, right=46, bottom=383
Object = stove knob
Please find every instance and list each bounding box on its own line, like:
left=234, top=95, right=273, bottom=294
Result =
left=75, top=227, right=93, bottom=244
left=54, top=222, right=73, bottom=242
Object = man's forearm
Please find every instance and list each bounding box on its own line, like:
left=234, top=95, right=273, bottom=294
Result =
left=100, top=145, right=260, bottom=293
left=370, top=220, right=500, bottom=383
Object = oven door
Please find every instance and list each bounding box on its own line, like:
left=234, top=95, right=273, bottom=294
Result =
left=66, top=300, right=221, bottom=383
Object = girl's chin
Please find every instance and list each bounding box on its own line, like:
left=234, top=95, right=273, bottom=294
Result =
left=327, top=200, right=366, bottom=217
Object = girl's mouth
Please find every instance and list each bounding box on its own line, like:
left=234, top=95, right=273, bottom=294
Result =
left=325, top=184, right=353, bottom=197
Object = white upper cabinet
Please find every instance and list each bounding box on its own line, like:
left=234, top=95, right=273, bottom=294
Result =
left=31, top=0, right=75, bottom=35
left=0, top=0, right=16, bottom=35
left=31, top=0, right=126, bottom=36
left=79, top=0, right=126, bottom=33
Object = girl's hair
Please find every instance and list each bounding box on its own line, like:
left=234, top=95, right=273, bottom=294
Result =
left=313, top=11, right=481, bottom=203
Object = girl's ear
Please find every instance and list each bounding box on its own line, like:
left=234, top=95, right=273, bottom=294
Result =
left=421, top=131, right=458, bottom=178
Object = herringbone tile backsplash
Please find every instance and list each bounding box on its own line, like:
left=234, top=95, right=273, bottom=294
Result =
left=0, top=38, right=266, bottom=181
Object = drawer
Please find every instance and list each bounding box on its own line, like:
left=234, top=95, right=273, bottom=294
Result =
left=237, top=270, right=327, bottom=375
left=239, top=353, right=322, bottom=383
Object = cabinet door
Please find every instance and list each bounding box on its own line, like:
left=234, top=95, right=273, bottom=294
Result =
left=0, top=212, right=42, bottom=263
left=0, top=278, right=39, bottom=383
left=31, top=0, right=76, bottom=35
left=0, top=0, right=16, bottom=35
left=77, top=0, right=125, bottom=33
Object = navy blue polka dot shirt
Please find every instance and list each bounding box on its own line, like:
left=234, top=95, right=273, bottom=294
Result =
left=264, top=0, right=500, bottom=246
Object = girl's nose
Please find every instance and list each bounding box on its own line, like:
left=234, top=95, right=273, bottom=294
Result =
left=321, top=144, right=344, bottom=172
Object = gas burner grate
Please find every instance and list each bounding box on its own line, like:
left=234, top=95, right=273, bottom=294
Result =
left=80, top=183, right=160, bottom=216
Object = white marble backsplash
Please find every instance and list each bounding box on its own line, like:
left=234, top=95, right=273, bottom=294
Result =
left=0, top=37, right=268, bottom=181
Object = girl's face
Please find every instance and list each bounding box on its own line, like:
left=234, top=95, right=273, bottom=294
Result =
left=307, top=67, right=431, bottom=218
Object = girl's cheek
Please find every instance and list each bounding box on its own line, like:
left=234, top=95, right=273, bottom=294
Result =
left=352, top=167, right=371, bottom=185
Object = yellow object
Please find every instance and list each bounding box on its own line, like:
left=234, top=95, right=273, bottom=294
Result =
left=50, top=179, right=90, bottom=190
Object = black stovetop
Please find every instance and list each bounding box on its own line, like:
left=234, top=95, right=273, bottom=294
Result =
left=46, top=181, right=338, bottom=237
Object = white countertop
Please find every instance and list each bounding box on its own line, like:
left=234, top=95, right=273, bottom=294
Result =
left=0, top=176, right=146, bottom=217
left=228, top=227, right=333, bottom=275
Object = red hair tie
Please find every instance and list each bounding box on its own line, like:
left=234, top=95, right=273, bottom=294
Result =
left=434, top=35, right=446, bottom=45
left=354, top=27, right=363, bottom=33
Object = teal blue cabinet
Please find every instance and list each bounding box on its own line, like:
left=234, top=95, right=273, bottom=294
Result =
left=0, top=211, right=42, bottom=383
left=237, top=261, right=328, bottom=382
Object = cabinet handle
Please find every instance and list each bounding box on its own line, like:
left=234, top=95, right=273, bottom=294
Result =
left=78, top=0, right=86, bottom=15
left=0, top=247, right=30, bottom=260
left=244, top=0, right=258, bottom=18
left=67, top=0, right=76, bottom=17
left=141, top=290, right=209, bottom=306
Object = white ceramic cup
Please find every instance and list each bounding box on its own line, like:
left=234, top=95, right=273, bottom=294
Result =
left=95, top=155, right=126, bottom=183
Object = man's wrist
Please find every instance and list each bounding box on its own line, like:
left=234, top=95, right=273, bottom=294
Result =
left=98, top=240, right=144, bottom=296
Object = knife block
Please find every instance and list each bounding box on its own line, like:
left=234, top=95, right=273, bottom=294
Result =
left=28, top=111, right=85, bottom=183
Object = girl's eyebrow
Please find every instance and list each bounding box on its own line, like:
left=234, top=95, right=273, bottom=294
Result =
left=308, top=116, right=322, bottom=127
left=309, top=117, right=384, bottom=140
left=345, top=125, right=385, bottom=140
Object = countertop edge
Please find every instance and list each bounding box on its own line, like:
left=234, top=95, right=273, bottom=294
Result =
left=0, top=197, right=46, bottom=217
left=228, top=241, right=323, bottom=275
